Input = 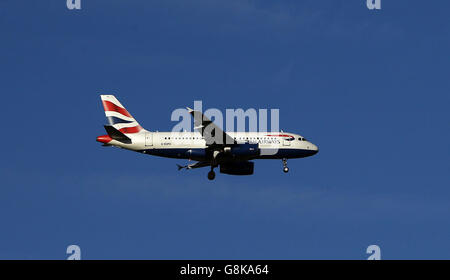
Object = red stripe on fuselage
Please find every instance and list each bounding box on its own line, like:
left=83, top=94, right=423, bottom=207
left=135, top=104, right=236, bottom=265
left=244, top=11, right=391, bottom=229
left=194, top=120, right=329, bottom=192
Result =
left=102, top=100, right=132, bottom=118
left=119, top=126, right=142, bottom=134
left=265, top=134, right=294, bottom=138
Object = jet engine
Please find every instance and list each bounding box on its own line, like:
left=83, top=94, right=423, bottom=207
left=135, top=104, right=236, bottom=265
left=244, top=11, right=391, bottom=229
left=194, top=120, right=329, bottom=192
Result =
left=219, top=161, right=254, bottom=175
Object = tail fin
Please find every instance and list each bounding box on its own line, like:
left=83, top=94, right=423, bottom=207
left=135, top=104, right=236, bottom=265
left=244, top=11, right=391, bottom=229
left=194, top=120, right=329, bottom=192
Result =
left=100, top=95, right=145, bottom=134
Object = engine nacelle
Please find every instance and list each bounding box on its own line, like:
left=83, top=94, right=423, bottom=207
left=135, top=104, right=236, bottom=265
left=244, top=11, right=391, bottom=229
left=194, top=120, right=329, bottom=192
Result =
left=220, top=161, right=254, bottom=175
left=224, top=143, right=259, bottom=158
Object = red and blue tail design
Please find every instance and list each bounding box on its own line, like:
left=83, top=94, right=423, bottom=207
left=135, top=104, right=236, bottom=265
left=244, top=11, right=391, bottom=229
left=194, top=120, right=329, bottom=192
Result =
left=100, top=95, right=144, bottom=134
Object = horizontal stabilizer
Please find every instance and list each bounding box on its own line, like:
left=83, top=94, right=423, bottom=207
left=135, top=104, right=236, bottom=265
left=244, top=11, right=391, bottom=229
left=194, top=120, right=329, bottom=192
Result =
left=104, top=125, right=132, bottom=144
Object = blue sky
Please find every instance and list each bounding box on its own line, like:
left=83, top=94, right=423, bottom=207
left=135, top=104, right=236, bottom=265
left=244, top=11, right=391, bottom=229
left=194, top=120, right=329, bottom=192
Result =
left=0, top=0, right=449, bottom=259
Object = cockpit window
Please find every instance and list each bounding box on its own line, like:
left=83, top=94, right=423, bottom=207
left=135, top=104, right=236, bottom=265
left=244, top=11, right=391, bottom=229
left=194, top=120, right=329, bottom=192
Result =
left=298, top=137, right=307, bottom=141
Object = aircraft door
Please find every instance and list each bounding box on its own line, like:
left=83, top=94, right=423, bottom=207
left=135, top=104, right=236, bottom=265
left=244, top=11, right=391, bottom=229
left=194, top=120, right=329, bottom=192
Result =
left=283, top=138, right=291, bottom=146
left=145, top=132, right=153, bottom=146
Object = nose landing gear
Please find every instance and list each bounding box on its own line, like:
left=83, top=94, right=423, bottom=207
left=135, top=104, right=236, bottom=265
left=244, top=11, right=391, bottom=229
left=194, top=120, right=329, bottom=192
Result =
left=282, top=158, right=289, bottom=173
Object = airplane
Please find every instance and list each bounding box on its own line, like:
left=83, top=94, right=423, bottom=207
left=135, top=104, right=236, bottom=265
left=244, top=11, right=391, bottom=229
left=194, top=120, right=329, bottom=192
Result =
left=96, top=95, right=319, bottom=180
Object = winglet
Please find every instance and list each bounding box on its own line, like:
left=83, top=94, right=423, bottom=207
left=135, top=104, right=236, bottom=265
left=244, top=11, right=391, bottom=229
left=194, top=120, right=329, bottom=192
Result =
left=186, top=107, right=194, bottom=113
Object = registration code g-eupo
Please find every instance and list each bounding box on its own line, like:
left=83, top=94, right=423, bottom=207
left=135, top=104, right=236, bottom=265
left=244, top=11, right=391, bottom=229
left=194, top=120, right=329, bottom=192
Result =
left=224, top=264, right=269, bottom=275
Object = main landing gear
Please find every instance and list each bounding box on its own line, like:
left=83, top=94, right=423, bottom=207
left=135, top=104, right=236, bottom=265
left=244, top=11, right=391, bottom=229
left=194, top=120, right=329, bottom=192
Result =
left=282, top=158, right=289, bottom=173
left=208, top=170, right=215, bottom=180
left=208, top=152, right=220, bottom=180
left=208, top=165, right=216, bottom=180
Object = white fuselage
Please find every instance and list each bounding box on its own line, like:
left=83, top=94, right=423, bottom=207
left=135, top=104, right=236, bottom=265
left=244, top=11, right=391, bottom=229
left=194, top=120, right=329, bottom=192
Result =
left=105, top=131, right=319, bottom=161
left=96, top=95, right=319, bottom=178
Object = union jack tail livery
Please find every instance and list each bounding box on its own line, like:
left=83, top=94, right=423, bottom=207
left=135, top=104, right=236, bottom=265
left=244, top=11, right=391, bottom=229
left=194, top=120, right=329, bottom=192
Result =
left=100, top=95, right=145, bottom=134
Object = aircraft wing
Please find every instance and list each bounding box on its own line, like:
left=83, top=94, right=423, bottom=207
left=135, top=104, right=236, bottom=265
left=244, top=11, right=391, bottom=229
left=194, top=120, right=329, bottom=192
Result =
left=187, top=108, right=235, bottom=146
left=177, top=161, right=211, bottom=170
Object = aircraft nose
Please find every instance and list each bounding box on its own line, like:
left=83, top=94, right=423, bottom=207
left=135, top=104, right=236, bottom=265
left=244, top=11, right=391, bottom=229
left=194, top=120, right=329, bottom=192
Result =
left=309, top=143, right=319, bottom=155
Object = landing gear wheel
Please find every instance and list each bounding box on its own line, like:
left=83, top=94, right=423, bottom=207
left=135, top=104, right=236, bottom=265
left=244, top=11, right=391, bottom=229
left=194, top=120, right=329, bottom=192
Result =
left=207, top=171, right=216, bottom=180
left=282, top=158, right=289, bottom=173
